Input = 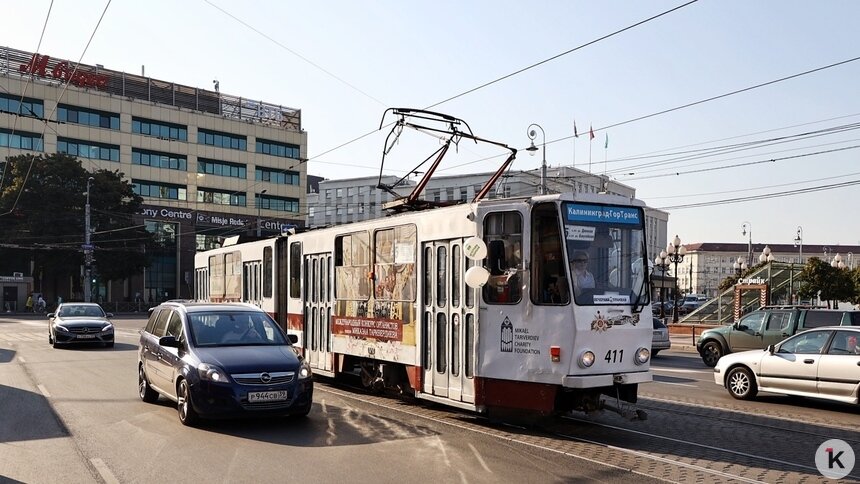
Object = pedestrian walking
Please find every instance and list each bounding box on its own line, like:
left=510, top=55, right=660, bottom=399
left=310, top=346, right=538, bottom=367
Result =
left=36, top=295, right=46, bottom=313
left=25, top=295, right=33, bottom=313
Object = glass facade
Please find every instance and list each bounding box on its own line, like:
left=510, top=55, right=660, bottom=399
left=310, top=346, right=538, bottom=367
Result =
left=198, top=158, right=246, bottom=179
left=0, top=93, right=43, bottom=118
left=132, top=117, right=187, bottom=141
left=132, top=148, right=187, bottom=170
left=57, top=138, right=119, bottom=161
left=256, top=167, right=300, bottom=186
left=57, top=104, right=120, bottom=130
left=197, top=128, right=247, bottom=150
left=0, top=128, right=43, bottom=151
left=144, top=220, right=178, bottom=302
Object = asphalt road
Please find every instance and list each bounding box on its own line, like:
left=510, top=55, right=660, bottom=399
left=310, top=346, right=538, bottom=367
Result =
left=1, top=314, right=858, bottom=483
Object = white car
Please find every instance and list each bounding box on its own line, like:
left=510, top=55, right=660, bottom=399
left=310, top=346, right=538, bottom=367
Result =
left=714, top=326, right=860, bottom=404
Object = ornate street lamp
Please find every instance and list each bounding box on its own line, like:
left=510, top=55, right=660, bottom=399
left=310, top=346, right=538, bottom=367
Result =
left=667, top=235, right=687, bottom=324
left=831, top=253, right=845, bottom=269
left=741, top=221, right=752, bottom=267
left=759, top=246, right=775, bottom=305
left=733, top=257, right=747, bottom=277
left=525, top=123, right=547, bottom=195
left=794, top=226, right=803, bottom=264
left=654, top=251, right=670, bottom=320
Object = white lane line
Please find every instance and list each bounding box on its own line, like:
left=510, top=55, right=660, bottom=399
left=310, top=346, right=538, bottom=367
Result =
left=468, top=443, right=492, bottom=473
left=17, top=356, right=25, bottom=363
left=90, top=458, right=120, bottom=484
left=37, top=384, right=50, bottom=398
left=652, top=380, right=698, bottom=388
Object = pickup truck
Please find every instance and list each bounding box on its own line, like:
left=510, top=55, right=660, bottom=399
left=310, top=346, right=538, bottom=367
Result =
left=696, top=306, right=860, bottom=367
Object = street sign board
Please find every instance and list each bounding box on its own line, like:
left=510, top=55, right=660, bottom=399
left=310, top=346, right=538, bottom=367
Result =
left=81, top=244, right=94, bottom=250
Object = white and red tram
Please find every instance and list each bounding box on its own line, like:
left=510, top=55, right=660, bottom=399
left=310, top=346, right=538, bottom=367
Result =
left=194, top=108, right=652, bottom=418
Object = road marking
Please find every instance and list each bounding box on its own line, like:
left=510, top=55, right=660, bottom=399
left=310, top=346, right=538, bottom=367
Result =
left=90, top=458, right=120, bottom=484
left=37, top=384, right=50, bottom=398
left=17, top=356, right=25, bottom=363
left=650, top=367, right=709, bottom=374
left=468, top=443, right=492, bottom=473
left=652, top=380, right=698, bottom=388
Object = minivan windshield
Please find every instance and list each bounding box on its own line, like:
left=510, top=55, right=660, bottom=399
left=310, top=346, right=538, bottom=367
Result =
left=189, top=311, right=288, bottom=347
left=562, top=202, right=648, bottom=306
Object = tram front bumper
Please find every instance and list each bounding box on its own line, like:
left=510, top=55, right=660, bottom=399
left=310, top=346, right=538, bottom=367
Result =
left=562, top=371, right=652, bottom=388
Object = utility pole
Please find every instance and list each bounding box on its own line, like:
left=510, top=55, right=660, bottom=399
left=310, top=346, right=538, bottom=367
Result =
left=84, top=177, right=94, bottom=303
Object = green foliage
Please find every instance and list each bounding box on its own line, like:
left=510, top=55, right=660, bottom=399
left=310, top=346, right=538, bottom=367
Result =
left=0, top=153, right=153, bottom=285
left=797, top=257, right=854, bottom=305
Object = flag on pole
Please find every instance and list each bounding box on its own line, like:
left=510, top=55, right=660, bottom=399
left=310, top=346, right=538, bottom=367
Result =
left=604, top=133, right=609, bottom=149
left=574, top=121, right=579, bottom=138
left=589, top=125, right=595, bottom=140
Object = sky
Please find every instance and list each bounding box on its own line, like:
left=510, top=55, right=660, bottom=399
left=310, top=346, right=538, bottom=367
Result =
left=2, top=0, right=860, bottom=248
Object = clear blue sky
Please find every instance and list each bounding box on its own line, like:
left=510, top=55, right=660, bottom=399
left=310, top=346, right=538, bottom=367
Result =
left=3, top=0, right=859, bottom=248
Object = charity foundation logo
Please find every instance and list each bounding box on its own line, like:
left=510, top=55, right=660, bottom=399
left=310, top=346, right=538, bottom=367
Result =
left=815, top=439, right=855, bottom=479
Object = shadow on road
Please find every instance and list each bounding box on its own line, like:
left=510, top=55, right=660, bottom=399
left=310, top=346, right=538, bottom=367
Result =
left=0, top=384, right=70, bottom=444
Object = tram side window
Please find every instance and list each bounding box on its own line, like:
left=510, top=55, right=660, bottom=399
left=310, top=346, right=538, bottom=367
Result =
left=209, top=254, right=225, bottom=299
left=224, top=251, right=242, bottom=300
left=335, top=231, right=370, bottom=300
left=531, top=203, right=569, bottom=305
left=289, top=242, right=301, bottom=298
left=263, top=246, right=273, bottom=298
left=482, top=211, right=522, bottom=304
left=374, top=225, right=417, bottom=301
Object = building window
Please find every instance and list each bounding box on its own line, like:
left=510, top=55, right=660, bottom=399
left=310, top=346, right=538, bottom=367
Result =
left=0, top=128, right=43, bottom=151
left=132, top=148, right=187, bottom=170
left=144, top=220, right=178, bottom=302
left=132, top=179, right=187, bottom=200
left=132, top=117, right=187, bottom=141
left=347, top=187, right=355, bottom=197
left=198, top=158, right=246, bottom=179
left=259, top=194, right=299, bottom=213
left=0, top=93, right=43, bottom=118
left=255, top=167, right=299, bottom=185
left=326, top=189, right=333, bottom=199
left=58, top=138, right=119, bottom=161
left=255, top=138, right=300, bottom=159
left=336, top=188, right=344, bottom=197
left=195, top=234, right=222, bottom=251
left=197, top=187, right=246, bottom=207
left=197, top=128, right=247, bottom=150
left=58, top=104, right=119, bottom=130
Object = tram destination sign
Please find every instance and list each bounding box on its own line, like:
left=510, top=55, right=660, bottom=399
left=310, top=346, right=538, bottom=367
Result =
left=565, top=203, right=641, bottom=225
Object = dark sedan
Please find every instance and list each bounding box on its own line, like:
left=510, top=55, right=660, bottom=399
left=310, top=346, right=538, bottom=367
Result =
left=138, top=301, right=313, bottom=426
left=48, top=303, right=115, bottom=348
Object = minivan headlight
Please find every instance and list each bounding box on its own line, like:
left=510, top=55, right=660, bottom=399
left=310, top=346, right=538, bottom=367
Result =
left=298, top=363, right=312, bottom=380
left=197, top=363, right=226, bottom=382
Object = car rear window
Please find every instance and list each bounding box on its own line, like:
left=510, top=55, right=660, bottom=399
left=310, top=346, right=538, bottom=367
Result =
left=652, top=318, right=666, bottom=329
left=802, top=310, right=844, bottom=328
left=848, top=312, right=860, bottom=326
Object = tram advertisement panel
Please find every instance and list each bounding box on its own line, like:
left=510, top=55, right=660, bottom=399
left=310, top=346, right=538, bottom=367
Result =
left=333, top=300, right=416, bottom=346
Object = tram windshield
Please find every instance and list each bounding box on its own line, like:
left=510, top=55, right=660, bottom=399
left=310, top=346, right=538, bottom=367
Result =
left=561, top=202, right=648, bottom=307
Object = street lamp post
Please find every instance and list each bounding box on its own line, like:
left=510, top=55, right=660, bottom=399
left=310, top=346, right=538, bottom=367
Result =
left=831, top=253, right=845, bottom=269
left=84, top=177, right=94, bottom=303
left=794, top=226, right=803, bottom=264
left=525, top=123, right=547, bottom=195
left=654, top=251, right=670, bottom=320
left=759, top=246, right=775, bottom=305
left=257, top=189, right=268, bottom=237
left=667, top=235, right=687, bottom=324
left=741, top=221, right=752, bottom=267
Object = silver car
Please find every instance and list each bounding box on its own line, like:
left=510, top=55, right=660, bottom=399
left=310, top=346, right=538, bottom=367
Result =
left=651, top=318, right=671, bottom=356
left=714, top=327, right=860, bottom=404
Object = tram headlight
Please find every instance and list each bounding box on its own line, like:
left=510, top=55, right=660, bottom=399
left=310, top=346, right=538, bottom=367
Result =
left=635, top=347, right=650, bottom=365
left=578, top=350, right=596, bottom=368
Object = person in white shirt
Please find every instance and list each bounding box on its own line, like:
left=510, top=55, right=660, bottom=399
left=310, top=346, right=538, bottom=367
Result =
left=570, top=250, right=595, bottom=296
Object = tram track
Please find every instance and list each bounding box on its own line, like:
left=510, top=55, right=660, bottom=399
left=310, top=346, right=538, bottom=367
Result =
left=316, top=380, right=848, bottom=483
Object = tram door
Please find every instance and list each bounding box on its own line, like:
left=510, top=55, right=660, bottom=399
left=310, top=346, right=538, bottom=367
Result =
left=422, top=239, right=476, bottom=403
left=304, top=253, right=333, bottom=372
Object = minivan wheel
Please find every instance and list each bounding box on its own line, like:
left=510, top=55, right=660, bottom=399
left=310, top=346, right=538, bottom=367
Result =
left=726, top=367, right=758, bottom=400
left=177, top=379, right=199, bottom=426
left=138, top=366, right=159, bottom=403
left=701, top=341, right=723, bottom=367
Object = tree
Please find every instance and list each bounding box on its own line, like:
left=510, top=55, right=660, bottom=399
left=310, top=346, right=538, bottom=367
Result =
left=796, top=257, right=854, bottom=308
left=0, top=153, right=153, bottom=294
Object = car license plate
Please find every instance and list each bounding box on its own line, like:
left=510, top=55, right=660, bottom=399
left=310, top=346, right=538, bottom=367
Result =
left=248, top=390, right=288, bottom=403
left=76, top=334, right=96, bottom=339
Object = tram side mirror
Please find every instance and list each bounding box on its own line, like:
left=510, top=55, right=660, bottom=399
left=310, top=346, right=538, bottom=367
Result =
left=287, top=334, right=299, bottom=345
left=465, top=266, right=491, bottom=288
left=463, top=237, right=488, bottom=260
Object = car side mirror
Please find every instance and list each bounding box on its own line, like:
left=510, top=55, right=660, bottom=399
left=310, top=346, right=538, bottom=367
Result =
left=767, top=344, right=775, bottom=355
left=106, top=312, right=114, bottom=318
left=47, top=313, right=55, bottom=319
left=288, top=334, right=299, bottom=345
left=159, top=335, right=180, bottom=348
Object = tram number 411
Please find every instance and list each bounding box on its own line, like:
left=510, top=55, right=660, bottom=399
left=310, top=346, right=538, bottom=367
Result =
left=605, top=349, right=623, bottom=363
